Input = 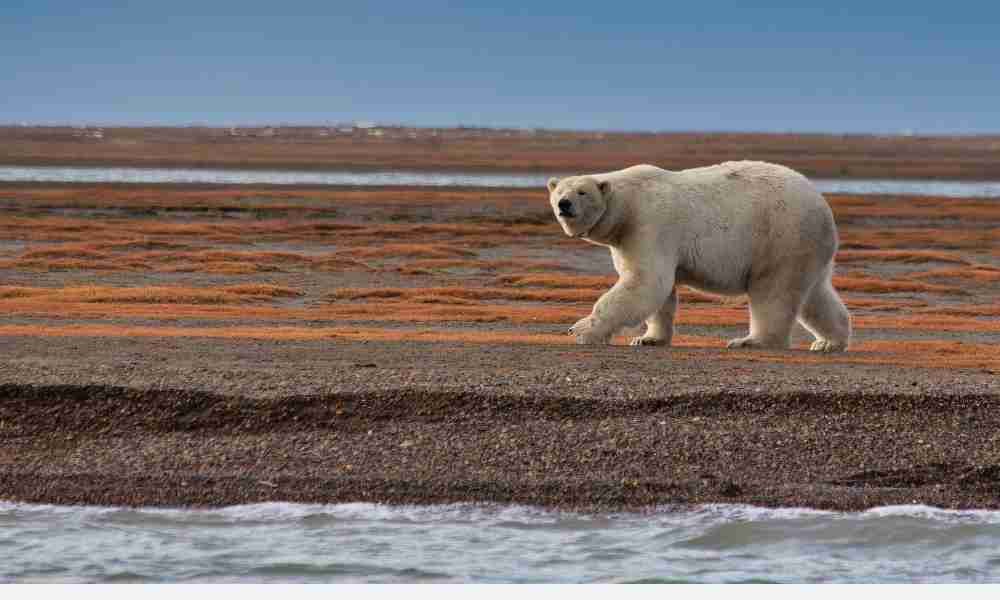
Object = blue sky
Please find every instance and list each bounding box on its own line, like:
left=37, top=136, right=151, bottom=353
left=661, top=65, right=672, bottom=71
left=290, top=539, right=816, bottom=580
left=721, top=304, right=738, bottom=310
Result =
left=2, top=1, right=998, bottom=133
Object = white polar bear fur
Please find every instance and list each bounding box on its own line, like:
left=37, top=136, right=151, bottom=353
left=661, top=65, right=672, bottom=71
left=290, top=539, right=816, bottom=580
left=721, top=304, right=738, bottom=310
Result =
left=547, top=161, right=852, bottom=351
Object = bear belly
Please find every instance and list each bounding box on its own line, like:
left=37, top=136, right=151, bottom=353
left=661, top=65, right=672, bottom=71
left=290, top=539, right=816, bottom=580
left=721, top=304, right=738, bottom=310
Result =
left=675, top=265, right=748, bottom=296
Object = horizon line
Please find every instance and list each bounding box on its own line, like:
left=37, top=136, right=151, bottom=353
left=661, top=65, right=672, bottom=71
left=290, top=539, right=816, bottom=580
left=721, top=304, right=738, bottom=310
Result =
left=3, top=122, right=999, bottom=139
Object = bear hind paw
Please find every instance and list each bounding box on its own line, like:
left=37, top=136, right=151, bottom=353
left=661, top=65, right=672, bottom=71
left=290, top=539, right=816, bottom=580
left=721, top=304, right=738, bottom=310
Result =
left=809, top=339, right=848, bottom=353
left=726, top=336, right=790, bottom=350
left=726, top=336, right=759, bottom=349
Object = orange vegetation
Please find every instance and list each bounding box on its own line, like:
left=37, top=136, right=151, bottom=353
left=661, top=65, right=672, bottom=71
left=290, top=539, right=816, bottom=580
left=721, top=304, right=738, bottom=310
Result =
left=0, top=298, right=585, bottom=325
left=836, top=249, right=971, bottom=265
left=0, top=284, right=301, bottom=304
left=828, top=195, right=1000, bottom=221
left=0, top=184, right=544, bottom=212
left=3, top=292, right=997, bottom=334
left=840, top=297, right=929, bottom=311
left=720, top=340, right=1000, bottom=372
left=914, top=305, right=1000, bottom=318
left=330, top=286, right=595, bottom=304
left=1, top=180, right=998, bottom=375
left=1, top=243, right=374, bottom=274
left=335, top=243, right=478, bottom=260
left=0, top=323, right=995, bottom=372
left=840, top=228, right=998, bottom=250
left=498, top=274, right=614, bottom=289
left=0, top=215, right=554, bottom=246
left=832, top=275, right=968, bottom=295
left=402, top=259, right=575, bottom=273
left=909, top=267, right=1000, bottom=283
left=496, top=274, right=741, bottom=304
left=0, top=257, right=154, bottom=272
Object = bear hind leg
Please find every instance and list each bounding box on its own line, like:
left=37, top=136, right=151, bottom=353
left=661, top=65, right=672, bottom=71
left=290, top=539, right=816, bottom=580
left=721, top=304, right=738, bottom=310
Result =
left=728, top=271, right=811, bottom=351
left=798, top=274, right=852, bottom=352
left=630, top=288, right=678, bottom=347
left=727, top=296, right=800, bottom=350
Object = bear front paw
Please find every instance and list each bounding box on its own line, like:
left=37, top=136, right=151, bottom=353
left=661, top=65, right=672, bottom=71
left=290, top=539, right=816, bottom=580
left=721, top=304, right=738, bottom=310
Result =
left=568, top=316, right=609, bottom=345
left=629, top=336, right=667, bottom=347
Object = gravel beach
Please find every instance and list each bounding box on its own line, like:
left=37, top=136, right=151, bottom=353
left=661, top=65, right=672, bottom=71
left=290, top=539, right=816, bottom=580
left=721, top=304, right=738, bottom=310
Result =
left=2, top=335, right=997, bottom=511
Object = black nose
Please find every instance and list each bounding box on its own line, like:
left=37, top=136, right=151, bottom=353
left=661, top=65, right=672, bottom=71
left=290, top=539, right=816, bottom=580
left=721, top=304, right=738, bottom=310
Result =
left=557, top=199, right=573, bottom=215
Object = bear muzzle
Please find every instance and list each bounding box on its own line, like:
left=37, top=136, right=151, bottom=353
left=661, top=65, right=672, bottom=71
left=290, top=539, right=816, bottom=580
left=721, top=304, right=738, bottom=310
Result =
left=557, top=198, right=575, bottom=218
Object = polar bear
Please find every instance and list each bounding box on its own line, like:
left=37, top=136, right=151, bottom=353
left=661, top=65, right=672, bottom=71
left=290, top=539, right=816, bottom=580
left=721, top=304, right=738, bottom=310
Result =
left=547, top=161, right=851, bottom=351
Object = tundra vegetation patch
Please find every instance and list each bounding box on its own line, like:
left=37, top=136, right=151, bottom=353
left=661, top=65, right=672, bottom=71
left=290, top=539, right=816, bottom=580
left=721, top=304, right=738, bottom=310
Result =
left=0, top=183, right=998, bottom=372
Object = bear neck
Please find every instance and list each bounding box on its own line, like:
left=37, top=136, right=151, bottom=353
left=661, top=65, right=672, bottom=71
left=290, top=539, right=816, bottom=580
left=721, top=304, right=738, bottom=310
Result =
left=582, top=194, right=629, bottom=246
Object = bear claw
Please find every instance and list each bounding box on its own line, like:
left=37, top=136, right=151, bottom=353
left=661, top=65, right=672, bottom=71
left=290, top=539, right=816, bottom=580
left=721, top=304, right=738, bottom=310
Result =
left=726, top=336, right=758, bottom=349
left=568, top=316, right=610, bottom=344
left=630, top=337, right=666, bottom=346
left=810, top=339, right=847, bottom=353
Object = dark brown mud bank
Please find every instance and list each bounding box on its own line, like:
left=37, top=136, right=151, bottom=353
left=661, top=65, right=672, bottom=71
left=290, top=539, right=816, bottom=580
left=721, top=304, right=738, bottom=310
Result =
left=2, top=337, right=998, bottom=512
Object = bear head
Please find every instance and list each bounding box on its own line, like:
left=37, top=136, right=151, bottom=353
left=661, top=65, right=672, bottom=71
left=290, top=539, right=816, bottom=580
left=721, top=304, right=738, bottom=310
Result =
left=547, top=176, right=611, bottom=239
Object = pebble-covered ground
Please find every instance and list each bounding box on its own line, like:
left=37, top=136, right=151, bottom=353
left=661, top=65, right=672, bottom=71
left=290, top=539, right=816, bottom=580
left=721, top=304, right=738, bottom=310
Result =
left=1, top=336, right=998, bottom=511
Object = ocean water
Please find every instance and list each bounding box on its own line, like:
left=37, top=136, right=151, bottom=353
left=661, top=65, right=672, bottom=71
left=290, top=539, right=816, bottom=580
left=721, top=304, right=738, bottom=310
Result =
left=2, top=165, right=1000, bottom=197
left=2, top=501, right=1000, bottom=583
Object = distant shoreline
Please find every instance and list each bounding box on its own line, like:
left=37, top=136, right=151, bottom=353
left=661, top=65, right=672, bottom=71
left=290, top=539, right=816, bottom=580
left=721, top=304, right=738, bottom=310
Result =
left=3, top=125, right=1000, bottom=180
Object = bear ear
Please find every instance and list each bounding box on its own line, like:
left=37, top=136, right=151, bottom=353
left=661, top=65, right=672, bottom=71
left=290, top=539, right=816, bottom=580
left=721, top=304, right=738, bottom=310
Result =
left=597, top=180, right=611, bottom=196
left=547, top=177, right=560, bottom=193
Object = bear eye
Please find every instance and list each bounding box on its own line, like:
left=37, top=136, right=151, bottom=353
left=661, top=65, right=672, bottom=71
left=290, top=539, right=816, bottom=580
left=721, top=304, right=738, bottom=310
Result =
left=577, top=190, right=586, bottom=196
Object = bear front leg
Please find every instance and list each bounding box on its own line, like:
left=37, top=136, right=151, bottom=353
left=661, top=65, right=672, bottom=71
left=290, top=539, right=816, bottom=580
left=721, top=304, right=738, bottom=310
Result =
left=630, top=287, right=677, bottom=347
left=570, top=273, right=673, bottom=345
